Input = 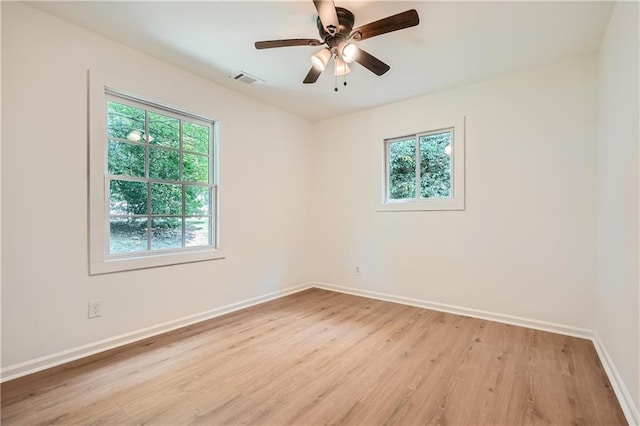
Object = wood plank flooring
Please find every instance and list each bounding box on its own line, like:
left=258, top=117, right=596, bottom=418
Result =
left=1, top=289, right=627, bottom=425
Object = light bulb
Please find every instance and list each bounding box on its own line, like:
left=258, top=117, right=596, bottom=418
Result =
left=311, top=48, right=331, bottom=71
left=340, top=43, right=359, bottom=63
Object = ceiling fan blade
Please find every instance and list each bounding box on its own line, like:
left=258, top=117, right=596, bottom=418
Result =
left=303, top=66, right=322, bottom=84
left=350, top=9, right=419, bottom=41
left=313, top=0, right=339, bottom=35
left=355, top=48, right=390, bottom=76
left=255, top=39, right=323, bottom=49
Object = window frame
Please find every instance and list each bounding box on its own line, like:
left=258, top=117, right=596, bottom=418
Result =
left=378, top=117, right=465, bottom=212
left=88, top=70, right=224, bottom=275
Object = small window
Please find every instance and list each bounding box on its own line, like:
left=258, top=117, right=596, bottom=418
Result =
left=380, top=118, right=464, bottom=211
left=89, top=72, right=223, bottom=274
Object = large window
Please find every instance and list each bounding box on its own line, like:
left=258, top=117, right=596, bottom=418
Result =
left=380, top=118, right=465, bottom=211
left=89, top=73, right=222, bottom=274
left=106, top=94, right=215, bottom=255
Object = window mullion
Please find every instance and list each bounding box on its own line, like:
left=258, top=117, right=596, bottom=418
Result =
left=415, top=137, right=420, bottom=200
left=147, top=181, right=152, bottom=251
left=182, top=184, right=186, bottom=248
left=179, top=120, right=184, bottom=181
left=180, top=120, right=186, bottom=248
left=145, top=111, right=152, bottom=251
left=144, top=110, right=150, bottom=179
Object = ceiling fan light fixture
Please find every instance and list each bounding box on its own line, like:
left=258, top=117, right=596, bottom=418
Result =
left=340, top=42, right=359, bottom=63
left=311, top=48, right=331, bottom=71
left=334, top=57, right=350, bottom=76
left=254, top=3, right=420, bottom=88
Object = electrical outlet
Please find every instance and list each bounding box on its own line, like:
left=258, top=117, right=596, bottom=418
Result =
left=355, top=266, right=361, bottom=276
left=88, top=301, right=102, bottom=319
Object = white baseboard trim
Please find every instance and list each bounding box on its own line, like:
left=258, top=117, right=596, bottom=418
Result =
left=592, top=333, right=640, bottom=426
left=312, top=282, right=592, bottom=338
left=312, top=282, right=639, bottom=425
left=1, top=283, right=313, bottom=383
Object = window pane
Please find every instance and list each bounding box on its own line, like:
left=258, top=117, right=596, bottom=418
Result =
left=108, top=141, right=145, bottom=177
left=388, top=139, right=416, bottom=200
left=185, top=217, right=211, bottom=247
left=185, top=186, right=210, bottom=215
left=110, top=217, right=148, bottom=254
left=151, top=183, right=182, bottom=215
left=107, top=102, right=145, bottom=141
left=151, top=218, right=183, bottom=250
left=419, top=132, right=452, bottom=199
left=149, top=112, right=179, bottom=148
left=110, top=180, right=147, bottom=215
left=183, top=153, right=209, bottom=183
left=149, top=147, right=179, bottom=181
left=183, top=122, right=210, bottom=154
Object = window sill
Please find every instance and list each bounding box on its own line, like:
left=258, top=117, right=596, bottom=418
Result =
left=377, top=198, right=465, bottom=212
left=89, top=249, right=225, bottom=275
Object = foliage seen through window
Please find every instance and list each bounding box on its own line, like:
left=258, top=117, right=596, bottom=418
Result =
left=387, top=130, right=452, bottom=201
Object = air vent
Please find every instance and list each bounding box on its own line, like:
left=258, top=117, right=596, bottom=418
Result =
left=231, top=72, right=263, bottom=85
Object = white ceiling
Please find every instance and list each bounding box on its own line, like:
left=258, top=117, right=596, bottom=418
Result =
left=30, top=1, right=614, bottom=122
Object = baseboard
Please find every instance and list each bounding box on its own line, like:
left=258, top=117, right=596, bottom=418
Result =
left=1, top=283, right=314, bottom=383
left=312, top=282, right=639, bottom=425
left=312, top=282, right=592, bottom=338
left=592, top=333, right=640, bottom=426
left=4, top=281, right=638, bottom=426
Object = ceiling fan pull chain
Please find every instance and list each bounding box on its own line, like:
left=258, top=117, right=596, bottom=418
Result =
left=334, top=58, right=339, bottom=92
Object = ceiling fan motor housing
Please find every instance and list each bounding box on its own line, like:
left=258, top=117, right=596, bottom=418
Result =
left=317, top=7, right=355, bottom=49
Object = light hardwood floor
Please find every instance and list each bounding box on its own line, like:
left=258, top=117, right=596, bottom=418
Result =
left=1, top=289, right=627, bottom=425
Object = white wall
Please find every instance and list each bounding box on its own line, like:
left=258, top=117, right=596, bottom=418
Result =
left=1, top=3, right=313, bottom=368
left=596, top=0, right=640, bottom=412
left=311, top=57, right=598, bottom=330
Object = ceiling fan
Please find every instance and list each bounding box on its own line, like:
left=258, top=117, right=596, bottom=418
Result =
left=254, top=0, right=419, bottom=86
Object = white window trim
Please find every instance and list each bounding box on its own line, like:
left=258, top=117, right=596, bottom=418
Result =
left=88, top=70, right=224, bottom=275
left=378, top=116, right=465, bottom=212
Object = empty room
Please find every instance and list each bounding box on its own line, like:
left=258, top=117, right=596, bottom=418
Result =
left=1, top=1, right=639, bottom=424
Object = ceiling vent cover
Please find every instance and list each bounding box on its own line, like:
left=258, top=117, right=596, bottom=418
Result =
left=232, top=72, right=263, bottom=85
